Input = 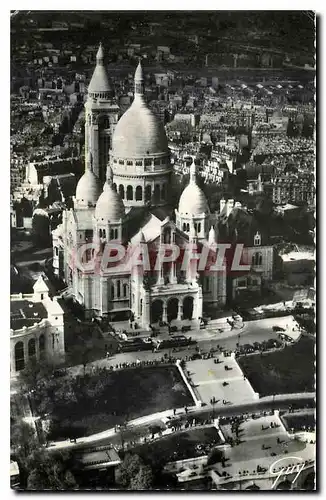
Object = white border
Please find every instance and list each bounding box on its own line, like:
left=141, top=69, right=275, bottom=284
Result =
left=2, top=4, right=323, bottom=499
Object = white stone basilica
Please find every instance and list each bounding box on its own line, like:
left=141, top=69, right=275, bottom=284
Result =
left=52, top=45, right=227, bottom=328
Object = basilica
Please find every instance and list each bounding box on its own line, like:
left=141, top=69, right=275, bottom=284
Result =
left=52, top=45, right=273, bottom=328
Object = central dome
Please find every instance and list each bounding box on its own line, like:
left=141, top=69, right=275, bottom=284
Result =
left=111, top=61, right=169, bottom=158
left=95, top=182, right=125, bottom=221
left=112, top=99, right=168, bottom=157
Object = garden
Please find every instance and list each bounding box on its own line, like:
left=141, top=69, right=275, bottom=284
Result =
left=238, top=336, right=315, bottom=397
left=31, top=365, right=193, bottom=441
left=134, top=426, right=223, bottom=465
left=282, top=411, right=315, bottom=432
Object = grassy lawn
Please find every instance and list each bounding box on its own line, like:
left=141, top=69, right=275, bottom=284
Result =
left=238, top=336, right=315, bottom=397
left=134, top=426, right=222, bottom=465
left=282, top=412, right=315, bottom=432
left=36, top=365, right=193, bottom=441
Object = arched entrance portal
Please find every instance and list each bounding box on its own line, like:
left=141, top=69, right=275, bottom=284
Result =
left=167, top=298, right=178, bottom=323
left=183, top=296, right=194, bottom=320
left=151, top=300, right=163, bottom=324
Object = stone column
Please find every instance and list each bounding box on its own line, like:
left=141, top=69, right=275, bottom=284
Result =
left=162, top=302, right=168, bottom=323
left=23, top=338, right=29, bottom=368
left=169, top=261, right=177, bottom=284
left=177, top=300, right=183, bottom=321
left=100, top=276, right=108, bottom=315
left=195, top=288, right=203, bottom=320
left=142, top=291, right=151, bottom=330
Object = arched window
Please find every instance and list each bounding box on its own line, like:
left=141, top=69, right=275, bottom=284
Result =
left=39, top=334, right=45, bottom=352
left=183, top=223, right=187, bottom=231
left=161, top=184, right=166, bottom=200
left=154, top=185, right=160, bottom=201
left=119, top=185, right=125, bottom=199
left=126, top=186, right=133, bottom=200
left=117, top=280, right=121, bottom=298
left=54, top=247, right=58, bottom=256
left=145, top=185, right=152, bottom=202
left=110, top=229, right=114, bottom=239
left=135, top=186, right=142, bottom=201
left=28, top=338, right=36, bottom=358
left=15, top=342, right=25, bottom=371
left=252, top=253, right=263, bottom=266
left=198, top=223, right=201, bottom=233
left=113, top=183, right=117, bottom=192
left=114, top=229, right=118, bottom=239
left=186, top=223, right=190, bottom=232
left=102, top=229, right=106, bottom=238
left=123, top=284, right=127, bottom=297
left=111, top=285, right=115, bottom=299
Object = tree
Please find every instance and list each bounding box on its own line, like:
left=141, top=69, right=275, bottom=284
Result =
left=19, top=355, right=63, bottom=394
left=11, top=421, right=38, bottom=461
left=129, top=465, right=153, bottom=490
left=116, top=454, right=153, bottom=490
left=26, top=450, right=78, bottom=491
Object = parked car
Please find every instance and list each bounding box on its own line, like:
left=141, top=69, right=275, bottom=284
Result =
left=157, top=335, right=195, bottom=350
left=118, top=338, right=154, bottom=353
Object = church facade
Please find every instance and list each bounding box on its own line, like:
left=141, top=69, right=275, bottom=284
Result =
left=52, top=45, right=272, bottom=328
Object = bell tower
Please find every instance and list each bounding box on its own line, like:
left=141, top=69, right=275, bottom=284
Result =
left=84, top=43, right=119, bottom=184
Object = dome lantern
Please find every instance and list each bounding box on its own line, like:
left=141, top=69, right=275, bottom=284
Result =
left=134, top=59, right=144, bottom=98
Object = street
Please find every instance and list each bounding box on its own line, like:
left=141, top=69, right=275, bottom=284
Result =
left=68, top=315, right=300, bottom=376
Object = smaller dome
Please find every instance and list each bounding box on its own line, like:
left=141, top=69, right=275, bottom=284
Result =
left=75, top=169, right=102, bottom=207
left=95, top=182, right=125, bottom=221
left=178, top=183, right=209, bottom=215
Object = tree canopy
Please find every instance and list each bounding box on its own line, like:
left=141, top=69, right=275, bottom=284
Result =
left=26, top=449, right=77, bottom=491
left=116, top=453, right=154, bottom=490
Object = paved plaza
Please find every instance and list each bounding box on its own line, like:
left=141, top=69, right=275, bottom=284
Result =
left=187, top=356, right=257, bottom=406
left=215, top=413, right=315, bottom=483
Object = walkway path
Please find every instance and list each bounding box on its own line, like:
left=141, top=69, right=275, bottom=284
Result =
left=46, top=392, right=314, bottom=453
